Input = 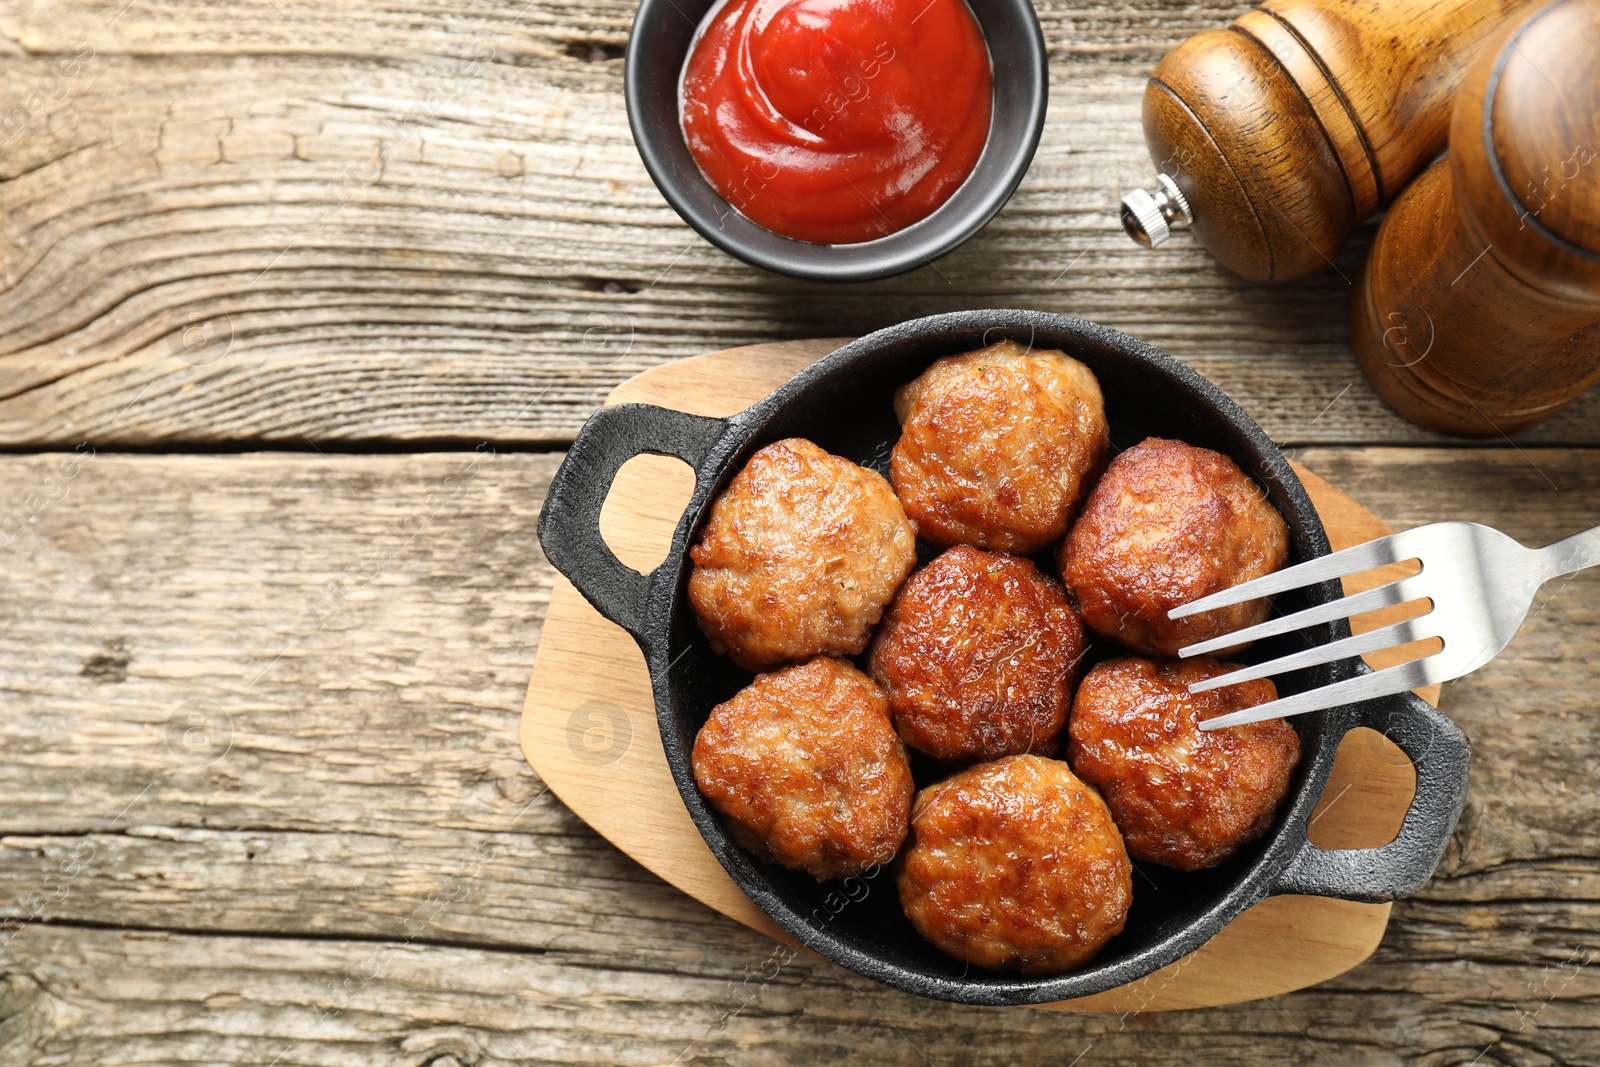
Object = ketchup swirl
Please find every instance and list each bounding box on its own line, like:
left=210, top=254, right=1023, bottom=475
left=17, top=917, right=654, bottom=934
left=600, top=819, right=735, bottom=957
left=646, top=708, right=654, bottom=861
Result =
left=680, top=0, right=994, bottom=245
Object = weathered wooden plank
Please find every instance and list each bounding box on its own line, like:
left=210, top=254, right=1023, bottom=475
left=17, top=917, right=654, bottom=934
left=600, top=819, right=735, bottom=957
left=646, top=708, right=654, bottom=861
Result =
left=0, top=447, right=1596, bottom=1063
left=0, top=924, right=1596, bottom=1065
left=3, top=822, right=1597, bottom=976
left=1, top=446, right=1594, bottom=854
left=0, top=450, right=557, bottom=839
left=0, top=0, right=1594, bottom=446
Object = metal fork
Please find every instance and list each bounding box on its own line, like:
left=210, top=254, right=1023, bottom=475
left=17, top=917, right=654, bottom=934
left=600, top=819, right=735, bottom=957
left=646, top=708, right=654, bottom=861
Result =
left=1167, top=521, right=1600, bottom=731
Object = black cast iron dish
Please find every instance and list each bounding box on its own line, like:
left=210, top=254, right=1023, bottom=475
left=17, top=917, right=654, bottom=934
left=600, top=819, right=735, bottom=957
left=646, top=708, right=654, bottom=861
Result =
left=624, top=0, right=1047, bottom=283
left=538, top=310, right=1471, bottom=1006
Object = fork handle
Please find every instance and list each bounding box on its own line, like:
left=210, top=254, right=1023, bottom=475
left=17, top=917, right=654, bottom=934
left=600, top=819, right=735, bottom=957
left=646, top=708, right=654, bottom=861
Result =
left=1540, top=524, right=1600, bottom=580
left=1269, top=692, right=1470, bottom=903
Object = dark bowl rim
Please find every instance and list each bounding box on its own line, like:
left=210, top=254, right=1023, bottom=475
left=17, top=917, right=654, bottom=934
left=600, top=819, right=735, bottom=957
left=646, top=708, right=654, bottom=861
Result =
left=622, top=0, right=1050, bottom=283
left=640, top=310, right=1360, bottom=1004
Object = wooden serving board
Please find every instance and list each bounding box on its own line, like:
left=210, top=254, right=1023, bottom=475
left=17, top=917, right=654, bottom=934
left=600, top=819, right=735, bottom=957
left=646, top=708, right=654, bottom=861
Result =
left=520, top=341, right=1442, bottom=1013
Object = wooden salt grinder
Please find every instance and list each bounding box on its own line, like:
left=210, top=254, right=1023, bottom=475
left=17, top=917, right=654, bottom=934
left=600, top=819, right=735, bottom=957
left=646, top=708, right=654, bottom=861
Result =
left=1119, top=0, right=1539, bottom=282
left=1349, top=0, right=1600, bottom=437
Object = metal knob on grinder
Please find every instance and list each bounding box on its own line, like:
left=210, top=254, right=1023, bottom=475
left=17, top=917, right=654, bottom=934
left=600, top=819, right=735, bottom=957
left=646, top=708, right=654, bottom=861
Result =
left=1120, top=174, right=1192, bottom=247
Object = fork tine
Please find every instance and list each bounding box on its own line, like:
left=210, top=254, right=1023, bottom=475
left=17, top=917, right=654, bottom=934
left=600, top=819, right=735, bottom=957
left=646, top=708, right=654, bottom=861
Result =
left=1167, top=535, right=1413, bottom=620
left=1197, top=656, right=1444, bottom=730
left=1177, top=575, right=1427, bottom=657
left=1186, top=617, right=1434, bottom=693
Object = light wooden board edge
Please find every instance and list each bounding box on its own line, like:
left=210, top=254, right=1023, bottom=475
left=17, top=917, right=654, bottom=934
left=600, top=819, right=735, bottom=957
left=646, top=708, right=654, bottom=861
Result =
left=520, top=341, right=1440, bottom=1013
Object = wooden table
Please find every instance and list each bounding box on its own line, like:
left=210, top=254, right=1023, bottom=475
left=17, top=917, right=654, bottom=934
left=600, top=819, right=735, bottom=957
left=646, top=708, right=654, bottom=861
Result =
left=0, top=1, right=1594, bottom=1063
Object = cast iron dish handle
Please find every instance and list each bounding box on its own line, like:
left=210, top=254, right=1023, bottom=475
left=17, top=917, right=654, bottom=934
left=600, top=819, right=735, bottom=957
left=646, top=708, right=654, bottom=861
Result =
left=538, top=403, right=727, bottom=642
left=1270, top=690, right=1470, bottom=902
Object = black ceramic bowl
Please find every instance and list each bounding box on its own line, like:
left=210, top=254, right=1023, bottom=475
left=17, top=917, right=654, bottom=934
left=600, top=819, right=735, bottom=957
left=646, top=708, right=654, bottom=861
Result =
left=538, top=310, right=1470, bottom=1005
left=623, top=0, right=1047, bottom=282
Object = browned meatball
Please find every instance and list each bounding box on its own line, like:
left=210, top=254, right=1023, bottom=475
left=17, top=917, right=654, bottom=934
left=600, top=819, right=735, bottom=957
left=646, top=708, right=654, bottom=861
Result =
left=692, top=658, right=913, bottom=881
left=1058, top=437, right=1290, bottom=657
left=890, top=341, right=1110, bottom=553
left=898, top=754, right=1132, bottom=974
left=1068, top=656, right=1301, bottom=871
left=869, top=546, right=1087, bottom=762
left=688, top=438, right=917, bottom=671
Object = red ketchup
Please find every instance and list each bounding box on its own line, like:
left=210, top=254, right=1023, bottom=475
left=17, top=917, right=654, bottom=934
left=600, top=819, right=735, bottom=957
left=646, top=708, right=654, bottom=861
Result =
left=680, top=0, right=993, bottom=245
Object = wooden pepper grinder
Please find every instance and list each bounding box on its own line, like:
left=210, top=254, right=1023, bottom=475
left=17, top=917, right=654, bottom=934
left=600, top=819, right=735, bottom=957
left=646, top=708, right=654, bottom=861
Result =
left=1119, top=0, right=1539, bottom=282
left=1349, top=0, right=1600, bottom=437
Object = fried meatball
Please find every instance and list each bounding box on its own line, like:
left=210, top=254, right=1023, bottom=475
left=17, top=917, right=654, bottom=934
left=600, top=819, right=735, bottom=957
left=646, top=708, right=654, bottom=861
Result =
left=898, top=754, right=1132, bottom=974
left=869, top=546, right=1087, bottom=762
left=688, top=438, right=917, bottom=671
left=1058, top=437, right=1290, bottom=657
left=890, top=341, right=1110, bottom=553
left=692, top=658, right=913, bottom=881
left=1068, top=656, right=1301, bottom=871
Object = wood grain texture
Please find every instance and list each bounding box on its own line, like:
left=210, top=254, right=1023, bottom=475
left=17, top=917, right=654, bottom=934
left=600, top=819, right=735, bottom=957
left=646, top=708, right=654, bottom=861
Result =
left=0, top=0, right=1596, bottom=1061
left=0, top=446, right=1596, bottom=1062
left=0, top=0, right=1596, bottom=446
left=4, top=922, right=1596, bottom=1067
